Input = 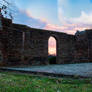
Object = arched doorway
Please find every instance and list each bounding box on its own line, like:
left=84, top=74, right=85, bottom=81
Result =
left=48, top=36, right=57, bottom=64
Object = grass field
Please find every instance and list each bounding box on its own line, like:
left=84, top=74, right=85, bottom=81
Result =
left=0, top=72, right=92, bottom=92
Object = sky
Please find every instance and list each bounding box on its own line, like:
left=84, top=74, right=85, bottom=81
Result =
left=2, top=0, right=92, bottom=55
left=12, top=0, right=92, bottom=35
left=48, top=37, right=56, bottom=55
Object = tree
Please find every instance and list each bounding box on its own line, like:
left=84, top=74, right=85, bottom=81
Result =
left=0, top=0, right=13, bottom=19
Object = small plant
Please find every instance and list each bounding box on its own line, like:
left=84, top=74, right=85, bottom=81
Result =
left=48, top=56, right=56, bottom=64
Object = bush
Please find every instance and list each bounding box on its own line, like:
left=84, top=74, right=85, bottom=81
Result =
left=48, top=56, right=56, bottom=64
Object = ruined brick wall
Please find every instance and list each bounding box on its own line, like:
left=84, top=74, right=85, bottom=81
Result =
left=0, top=18, right=13, bottom=64
left=23, top=29, right=49, bottom=65
left=5, top=21, right=76, bottom=65
left=0, top=17, right=92, bottom=66
left=75, top=30, right=92, bottom=62
left=86, top=30, right=92, bottom=61
left=0, top=18, right=23, bottom=65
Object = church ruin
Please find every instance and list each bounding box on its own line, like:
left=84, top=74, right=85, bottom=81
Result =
left=0, top=17, right=92, bottom=66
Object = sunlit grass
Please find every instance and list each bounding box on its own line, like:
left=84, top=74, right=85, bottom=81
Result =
left=0, top=72, right=92, bottom=92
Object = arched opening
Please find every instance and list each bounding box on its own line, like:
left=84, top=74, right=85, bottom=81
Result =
left=48, top=36, right=57, bottom=64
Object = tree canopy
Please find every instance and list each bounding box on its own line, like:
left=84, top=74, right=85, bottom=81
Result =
left=0, top=0, right=13, bottom=19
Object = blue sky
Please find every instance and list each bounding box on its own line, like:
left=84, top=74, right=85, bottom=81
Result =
left=62, top=0, right=92, bottom=17
left=12, top=0, right=92, bottom=34
left=15, top=0, right=59, bottom=25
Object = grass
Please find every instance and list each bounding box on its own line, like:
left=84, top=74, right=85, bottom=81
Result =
left=0, top=72, right=92, bottom=92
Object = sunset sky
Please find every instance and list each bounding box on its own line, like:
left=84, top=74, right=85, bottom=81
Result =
left=13, top=0, right=92, bottom=34
left=3, top=0, right=92, bottom=55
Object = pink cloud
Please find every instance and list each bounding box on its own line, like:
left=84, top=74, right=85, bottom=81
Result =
left=44, top=23, right=92, bottom=35
left=48, top=37, right=56, bottom=55
left=44, top=23, right=76, bottom=34
left=48, top=47, right=56, bottom=55
left=18, top=9, right=92, bottom=35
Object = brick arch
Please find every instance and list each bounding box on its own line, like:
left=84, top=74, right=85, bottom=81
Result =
left=47, top=34, right=60, bottom=64
left=48, top=33, right=59, bottom=41
left=46, top=32, right=76, bottom=64
left=48, top=34, right=58, bottom=51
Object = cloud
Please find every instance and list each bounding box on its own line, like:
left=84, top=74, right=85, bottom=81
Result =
left=58, top=0, right=67, bottom=24
left=70, top=11, right=92, bottom=24
left=13, top=8, right=47, bottom=29
left=48, top=37, right=56, bottom=55
left=44, top=22, right=92, bottom=35
left=48, top=47, right=56, bottom=55
left=14, top=0, right=92, bottom=35
left=57, top=0, right=92, bottom=34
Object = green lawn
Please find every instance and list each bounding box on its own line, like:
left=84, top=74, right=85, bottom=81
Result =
left=0, top=72, right=92, bottom=92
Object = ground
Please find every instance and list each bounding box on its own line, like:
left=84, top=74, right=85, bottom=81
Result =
left=1, top=63, right=92, bottom=77
left=0, top=72, right=92, bottom=92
